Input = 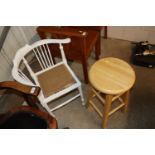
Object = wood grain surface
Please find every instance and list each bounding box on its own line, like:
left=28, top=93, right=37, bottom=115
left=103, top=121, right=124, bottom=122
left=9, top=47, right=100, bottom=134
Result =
left=89, top=57, right=136, bottom=95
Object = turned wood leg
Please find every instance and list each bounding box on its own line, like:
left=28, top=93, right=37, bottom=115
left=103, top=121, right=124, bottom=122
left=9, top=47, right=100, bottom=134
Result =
left=122, top=91, right=130, bottom=112
left=82, top=59, right=89, bottom=84
left=95, top=36, right=101, bottom=60
left=86, top=85, right=94, bottom=108
left=102, top=94, right=113, bottom=128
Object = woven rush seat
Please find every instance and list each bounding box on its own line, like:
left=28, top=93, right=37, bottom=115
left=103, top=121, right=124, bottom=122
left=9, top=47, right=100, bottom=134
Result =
left=38, top=64, right=75, bottom=97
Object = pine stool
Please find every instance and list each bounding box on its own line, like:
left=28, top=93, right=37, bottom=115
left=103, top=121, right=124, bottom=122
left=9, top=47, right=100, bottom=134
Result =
left=87, top=57, right=136, bottom=128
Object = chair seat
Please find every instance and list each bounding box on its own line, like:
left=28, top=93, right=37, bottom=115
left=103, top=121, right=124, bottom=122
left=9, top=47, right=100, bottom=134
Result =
left=37, top=64, right=76, bottom=98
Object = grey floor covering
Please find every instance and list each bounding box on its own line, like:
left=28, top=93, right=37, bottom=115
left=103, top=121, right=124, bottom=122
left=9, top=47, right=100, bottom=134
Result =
left=1, top=38, right=155, bottom=129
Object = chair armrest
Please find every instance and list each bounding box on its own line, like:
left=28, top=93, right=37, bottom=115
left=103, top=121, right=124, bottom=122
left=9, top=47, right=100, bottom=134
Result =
left=0, top=81, right=40, bottom=97
left=37, top=26, right=88, bottom=38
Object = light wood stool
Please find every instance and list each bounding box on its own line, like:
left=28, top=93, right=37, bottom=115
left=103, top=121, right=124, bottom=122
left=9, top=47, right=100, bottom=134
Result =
left=87, top=57, right=136, bottom=128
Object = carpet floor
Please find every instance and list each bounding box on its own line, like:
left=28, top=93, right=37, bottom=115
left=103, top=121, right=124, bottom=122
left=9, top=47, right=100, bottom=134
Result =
left=1, top=38, right=155, bottom=129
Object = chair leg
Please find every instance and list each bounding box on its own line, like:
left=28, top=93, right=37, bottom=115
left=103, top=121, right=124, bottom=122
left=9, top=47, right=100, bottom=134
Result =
left=78, top=86, right=85, bottom=105
left=82, top=59, right=89, bottom=84
left=102, top=94, right=113, bottom=128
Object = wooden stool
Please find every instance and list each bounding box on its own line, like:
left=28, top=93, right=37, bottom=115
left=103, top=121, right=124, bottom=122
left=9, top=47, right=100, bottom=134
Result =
left=87, top=57, right=136, bottom=128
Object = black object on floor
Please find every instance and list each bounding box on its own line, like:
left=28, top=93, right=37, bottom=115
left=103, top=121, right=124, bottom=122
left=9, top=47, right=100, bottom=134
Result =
left=132, top=41, right=155, bottom=68
left=0, top=106, right=57, bottom=129
left=0, top=111, right=49, bottom=129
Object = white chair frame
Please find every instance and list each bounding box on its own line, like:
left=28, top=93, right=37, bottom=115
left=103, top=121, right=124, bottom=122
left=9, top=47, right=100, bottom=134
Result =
left=12, top=38, right=84, bottom=116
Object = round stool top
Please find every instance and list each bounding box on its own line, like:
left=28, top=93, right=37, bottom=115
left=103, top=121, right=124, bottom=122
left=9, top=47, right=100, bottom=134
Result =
left=89, top=57, right=136, bottom=95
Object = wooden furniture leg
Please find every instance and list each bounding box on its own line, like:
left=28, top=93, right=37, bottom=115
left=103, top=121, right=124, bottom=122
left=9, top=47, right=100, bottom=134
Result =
left=102, top=94, right=113, bottom=128
left=122, top=91, right=130, bottom=112
left=81, top=37, right=89, bottom=84
left=86, top=86, right=94, bottom=108
left=82, top=59, right=89, bottom=84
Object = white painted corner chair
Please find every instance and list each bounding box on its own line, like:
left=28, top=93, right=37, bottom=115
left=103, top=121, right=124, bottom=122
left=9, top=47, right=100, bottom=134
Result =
left=12, top=38, right=84, bottom=116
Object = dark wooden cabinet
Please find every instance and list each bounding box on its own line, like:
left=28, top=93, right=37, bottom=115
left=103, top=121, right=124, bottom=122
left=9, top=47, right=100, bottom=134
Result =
left=37, top=26, right=106, bottom=83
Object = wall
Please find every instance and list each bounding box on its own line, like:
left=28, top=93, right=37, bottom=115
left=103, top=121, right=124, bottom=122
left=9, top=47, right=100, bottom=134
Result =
left=108, top=26, right=155, bottom=44
left=0, top=26, right=38, bottom=81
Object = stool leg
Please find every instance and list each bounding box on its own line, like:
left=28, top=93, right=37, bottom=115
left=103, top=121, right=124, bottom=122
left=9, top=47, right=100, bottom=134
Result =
left=102, top=94, right=113, bottom=128
left=122, top=91, right=130, bottom=112
left=86, top=86, right=94, bottom=108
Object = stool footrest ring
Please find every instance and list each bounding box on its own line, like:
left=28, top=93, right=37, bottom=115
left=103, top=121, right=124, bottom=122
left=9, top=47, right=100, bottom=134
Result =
left=89, top=100, right=103, bottom=118
left=108, top=103, right=125, bottom=116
